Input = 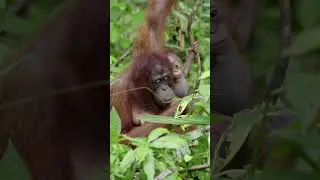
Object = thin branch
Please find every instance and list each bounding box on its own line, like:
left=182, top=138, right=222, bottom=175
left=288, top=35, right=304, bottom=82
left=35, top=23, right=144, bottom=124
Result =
left=113, top=47, right=132, bottom=67
left=187, top=0, right=202, bottom=91
left=0, top=80, right=109, bottom=111
left=154, top=164, right=209, bottom=180
left=187, top=164, right=210, bottom=171
left=154, top=168, right=177, bottom=180
left=265, top=0, right=291, bottom=104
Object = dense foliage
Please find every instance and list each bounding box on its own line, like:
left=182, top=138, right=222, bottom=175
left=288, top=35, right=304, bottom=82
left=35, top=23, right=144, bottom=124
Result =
left=0, top=1, right=64, bottom=179
left=211, top=0, right=320, bottom=179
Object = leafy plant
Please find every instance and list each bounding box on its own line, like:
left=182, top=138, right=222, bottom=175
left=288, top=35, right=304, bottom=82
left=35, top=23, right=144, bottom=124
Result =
left=110, top=0, right=210, bottom=179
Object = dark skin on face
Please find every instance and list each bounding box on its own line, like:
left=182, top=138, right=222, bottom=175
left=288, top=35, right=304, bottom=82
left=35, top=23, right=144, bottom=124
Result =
left=152, top=65, right=175, bottom=108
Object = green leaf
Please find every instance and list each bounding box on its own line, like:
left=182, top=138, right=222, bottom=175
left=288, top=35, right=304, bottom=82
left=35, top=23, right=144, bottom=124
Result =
left=297, top=0, right=320, bottom=28
left=199, top=70, right=210, bottom=80
left=284, top=27, right=320, bottom=56
left=150, top=134, right=188, bottom=149
left=177, top=1, right=187, bottom=11
left=214, top=169, right=246, bottom=179
left=110, top=108, right=121, bottom=144
left=0, top=141, right=31, bottom=180
left=175, top=95, right=192, bottom=117
left=301, top=129, right=320, bottom=166
left=110, top=23, right=120, bottom=43
left=110, top=55, right=117, bottom=64
left=132, top=11, right=145, bottom=26
left=268, top=121, right=303, bottom=143
left=176, top=144, right=191, bottom=162
left=252, top=170, right=320, bottom=180
left=173, top=11, right=188, bottom=32
left=285, top=73, right=320, bottom=130
left=135, top=146, right=150, bottom=165
left=0, top=0, right=6, bottom=31
left=184, top=154, right=193, bottom=162
left=143, top=151, right=155, bottom=180
left=122, top=135, right=148, bottom=147
left=148, top=128, right=170, bottom=143
left=198, top=84, right=210, bottom=101
left=140, top=114, right=210, bottom=125
left=119, top=149, right=136, bottom=173
left=220, top=110, right=261, bottom=170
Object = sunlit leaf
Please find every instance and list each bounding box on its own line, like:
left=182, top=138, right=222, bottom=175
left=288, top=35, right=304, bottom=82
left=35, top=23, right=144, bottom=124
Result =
left=140, top=114, right=210, bottom=125
left=148, top=128, right=170, bottom=143
left=119, top=149, right=136, bottom=173
left=135, top=146, right=150, bottom=165
left=175, top=95, right=193, bottom=117
left=151, top=134, right=188, bottom=149
left=143, top=151, right=155, bottom=180
left=199, top=70, right=210, bottom=80
left=110, top=108, right=121, bottom=144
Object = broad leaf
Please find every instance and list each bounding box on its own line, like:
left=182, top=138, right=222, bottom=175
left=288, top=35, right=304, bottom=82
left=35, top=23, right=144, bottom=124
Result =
left=110, top=108, right=121, bottom=144
left=143, top=151, right=155, bottom=180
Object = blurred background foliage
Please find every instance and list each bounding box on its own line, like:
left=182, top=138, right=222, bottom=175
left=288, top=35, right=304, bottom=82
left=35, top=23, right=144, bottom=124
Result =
left=1, top=1, right=65, bottom=179
left=217, top=0, right=320, bottom=179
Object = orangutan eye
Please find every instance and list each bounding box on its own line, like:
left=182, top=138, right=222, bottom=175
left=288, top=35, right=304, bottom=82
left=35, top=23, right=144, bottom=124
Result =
left=156, top=79, right=161, bottom=84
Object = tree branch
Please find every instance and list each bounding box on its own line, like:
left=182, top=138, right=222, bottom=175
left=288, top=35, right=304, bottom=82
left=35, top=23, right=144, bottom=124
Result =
left=265, top=0, right=291, bottom=104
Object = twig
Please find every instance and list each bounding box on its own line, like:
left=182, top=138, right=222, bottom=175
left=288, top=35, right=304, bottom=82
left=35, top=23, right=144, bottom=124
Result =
left=187, top=0, right=202, bottom=91
left=265, top=0, right=291, bottom=104
left=113, top=47, right=132, bottom=67
left=0, top=80, right=109, bottom=111
left=187, top=164, right=209, bottom=171
left=154, top=168, right=177, bottom=180
left=154, top=164, right=209, bottom=180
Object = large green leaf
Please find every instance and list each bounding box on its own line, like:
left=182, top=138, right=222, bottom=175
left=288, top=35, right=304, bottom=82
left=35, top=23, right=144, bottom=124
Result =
left=119, top=149, right=136, bottom=173
left=110, top=108, right=121, bottom=144
left=148, top=128, right=170, bottom=143
left=297, top=0, right=320, bottom=28
left=218, top=109, right=261, bottom=171
left=143, top=151, right=155, bottom=180
left=139, top=114, right=210, bottom=125
left=150, top=134, right=188, bottom=149
left=285, top=27, right=320, bottom=56
left=285, top=73, right=320, bottom=130
left=252, top=170, right=320, bottom=180
left=0, top=141, right=31, bottom=180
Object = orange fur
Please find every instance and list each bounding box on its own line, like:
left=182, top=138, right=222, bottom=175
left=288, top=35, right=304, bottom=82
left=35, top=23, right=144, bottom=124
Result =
left=133, top=0, right=176, bottom=57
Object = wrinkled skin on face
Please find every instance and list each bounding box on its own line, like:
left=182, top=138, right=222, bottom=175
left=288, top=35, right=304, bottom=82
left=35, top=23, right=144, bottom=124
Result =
left=151, top=64, right=176, bottom=107
left=167, top=53, right=189, bottom=98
